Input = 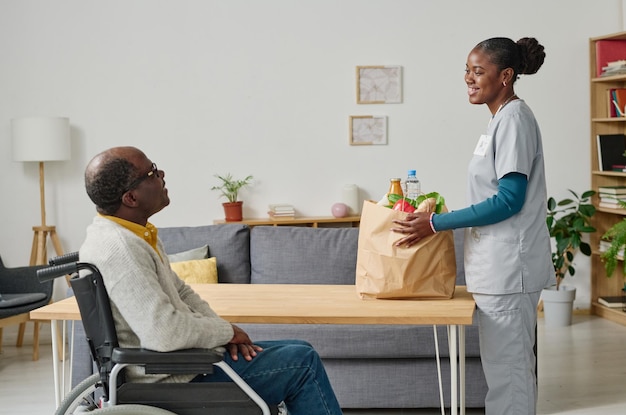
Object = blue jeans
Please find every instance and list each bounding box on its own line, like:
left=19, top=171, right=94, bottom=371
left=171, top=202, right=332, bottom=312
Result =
left=191, top=339, right=342, bottom=415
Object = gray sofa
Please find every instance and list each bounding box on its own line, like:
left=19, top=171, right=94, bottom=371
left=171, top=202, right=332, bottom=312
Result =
left=71, top=224, right=487, bottom=410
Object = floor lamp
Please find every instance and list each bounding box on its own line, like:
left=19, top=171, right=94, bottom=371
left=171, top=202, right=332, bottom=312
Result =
left=11, top=117, right=70, bottom=266
left=11, top=117, right=70, bottom=361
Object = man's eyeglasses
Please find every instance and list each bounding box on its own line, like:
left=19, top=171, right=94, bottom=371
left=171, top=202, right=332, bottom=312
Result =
left=125, top=163, right=160, bottom=192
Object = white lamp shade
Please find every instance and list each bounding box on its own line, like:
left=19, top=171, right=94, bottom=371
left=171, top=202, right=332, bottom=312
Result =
left=11, top=117, right=71, bottom=162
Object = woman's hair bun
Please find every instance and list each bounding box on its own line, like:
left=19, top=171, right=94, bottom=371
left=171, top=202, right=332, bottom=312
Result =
left=517, top=37, right=545, bottom=75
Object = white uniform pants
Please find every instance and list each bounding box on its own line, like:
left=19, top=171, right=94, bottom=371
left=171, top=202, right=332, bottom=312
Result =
left=473, top=291, right=540, bottom=415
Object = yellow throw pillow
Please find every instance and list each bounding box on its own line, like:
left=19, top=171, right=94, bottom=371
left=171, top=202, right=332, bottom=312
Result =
left=170, top=257, right=218, bottom=284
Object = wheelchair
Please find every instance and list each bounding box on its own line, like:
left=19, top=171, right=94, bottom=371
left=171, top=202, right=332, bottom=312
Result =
left=38, top=253, right=278, bottom=415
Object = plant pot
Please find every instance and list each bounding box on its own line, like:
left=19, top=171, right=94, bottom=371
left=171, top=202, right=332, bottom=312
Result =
left=222, top=201, right=243, bottom=222
left=541, top=285, right=576, bottom=327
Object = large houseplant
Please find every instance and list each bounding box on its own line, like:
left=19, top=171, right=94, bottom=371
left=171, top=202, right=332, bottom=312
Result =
left=543, top=189, right=596, bottom=326
left=546, top=189, right=597, bottom=289
left=211, top=173, right=253, bottom=222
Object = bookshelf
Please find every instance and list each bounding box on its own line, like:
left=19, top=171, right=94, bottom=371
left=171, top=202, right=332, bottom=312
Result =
left=589, top=31, right=626, bottom=326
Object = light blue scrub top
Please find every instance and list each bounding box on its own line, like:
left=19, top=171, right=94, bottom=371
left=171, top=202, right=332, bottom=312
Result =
left=464, top=99, right=553, bottom=294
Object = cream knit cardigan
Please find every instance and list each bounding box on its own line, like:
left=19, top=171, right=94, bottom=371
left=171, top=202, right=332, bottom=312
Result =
left=79, top=216, right=234, bottom=383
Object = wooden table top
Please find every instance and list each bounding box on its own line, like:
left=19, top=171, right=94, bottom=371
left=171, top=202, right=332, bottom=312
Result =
left=31, top=284, right=475, bottom=326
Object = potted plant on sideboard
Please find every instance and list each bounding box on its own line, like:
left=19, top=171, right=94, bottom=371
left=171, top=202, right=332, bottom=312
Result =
left=543, top=189, right=596, bottom=327
left=211, top=173, right=253, bottom=222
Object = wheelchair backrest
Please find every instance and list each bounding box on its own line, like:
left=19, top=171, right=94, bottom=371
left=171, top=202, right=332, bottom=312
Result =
left=70, top=268, right=120, bottom=390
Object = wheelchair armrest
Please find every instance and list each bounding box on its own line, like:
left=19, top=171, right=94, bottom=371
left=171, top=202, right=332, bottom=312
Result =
left=112, top=347, right=225, bottom=375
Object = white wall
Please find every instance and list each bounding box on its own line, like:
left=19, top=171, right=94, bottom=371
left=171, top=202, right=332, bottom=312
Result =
left=0, top=0, right=622, bottom=307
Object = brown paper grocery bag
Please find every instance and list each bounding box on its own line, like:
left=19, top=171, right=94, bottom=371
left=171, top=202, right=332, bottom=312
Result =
left=356, top=201, right=457, bottom=300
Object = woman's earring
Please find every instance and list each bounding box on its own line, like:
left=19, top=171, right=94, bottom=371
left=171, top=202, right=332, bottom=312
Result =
left=503, top=81, right=507, bottom=87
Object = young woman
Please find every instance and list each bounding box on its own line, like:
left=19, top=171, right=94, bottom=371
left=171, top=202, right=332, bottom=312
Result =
left=392, top=37, right=551, bottom=415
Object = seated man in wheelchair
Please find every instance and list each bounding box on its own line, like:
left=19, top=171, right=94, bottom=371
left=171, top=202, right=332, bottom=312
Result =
left=80, top=146, right=343, bottom=415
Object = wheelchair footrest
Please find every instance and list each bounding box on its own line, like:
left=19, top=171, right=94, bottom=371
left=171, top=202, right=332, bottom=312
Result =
left=118, top=382, right=268, bottom=415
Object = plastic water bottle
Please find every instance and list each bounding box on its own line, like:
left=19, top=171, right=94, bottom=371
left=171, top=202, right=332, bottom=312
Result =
left=405, top=170, right=421, bottom=200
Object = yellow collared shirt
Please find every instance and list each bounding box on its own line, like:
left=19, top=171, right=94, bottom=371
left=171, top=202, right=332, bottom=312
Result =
left=100, top=214, right=160, bottom=257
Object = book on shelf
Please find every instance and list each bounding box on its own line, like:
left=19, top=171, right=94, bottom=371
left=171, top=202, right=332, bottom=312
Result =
left=599, top=240, right=610, bottom=252
left=599, top=193, right=626, bottom=201
left=599, top=201, right=626, bottom=209
left=599, top=199, right=626, bottom=209
left=268, top=203, right=295, bottom=212
left=268, top=213, right=296, bottom=220
left=596, top=133, right=626, bottom=171
left=268, top=210, right=295, bottom=216
left=595, top=39, right=626, bottom=77
left=597, top=295, right=626, bottom=308
left=607, top=88, right=626, bottom=117
left=598, top=185, right=626, bottom=195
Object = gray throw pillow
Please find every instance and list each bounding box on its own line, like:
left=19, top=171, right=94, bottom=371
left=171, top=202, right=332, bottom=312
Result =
left=167, top=245, right=209, bottom=262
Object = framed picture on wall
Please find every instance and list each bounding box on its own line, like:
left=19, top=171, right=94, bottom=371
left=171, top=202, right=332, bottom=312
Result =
left=356, top=65, right=402, bottom=104
left=349, top=115, right=387, bottom=145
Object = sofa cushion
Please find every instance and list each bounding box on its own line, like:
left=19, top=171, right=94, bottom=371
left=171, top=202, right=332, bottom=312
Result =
left=159, top=224, right=250, bottom=283
left=250, top=226, right=359, bottom=285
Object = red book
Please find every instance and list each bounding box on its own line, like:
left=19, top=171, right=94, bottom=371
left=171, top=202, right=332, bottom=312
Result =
left=596, top=40, right=626, bottom=77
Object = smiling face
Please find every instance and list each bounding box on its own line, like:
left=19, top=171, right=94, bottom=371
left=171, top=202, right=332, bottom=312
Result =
left=465, top=47, right=513, bottom=114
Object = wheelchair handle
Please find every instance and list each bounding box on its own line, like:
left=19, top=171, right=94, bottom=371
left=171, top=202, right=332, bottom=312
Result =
left=37, top=263, right=79, bottom=283
left=49, top=251, right=80, bottom=266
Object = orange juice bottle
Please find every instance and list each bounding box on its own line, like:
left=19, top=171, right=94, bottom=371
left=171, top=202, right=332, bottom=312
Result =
left=388, top=178, right=403, bottom=198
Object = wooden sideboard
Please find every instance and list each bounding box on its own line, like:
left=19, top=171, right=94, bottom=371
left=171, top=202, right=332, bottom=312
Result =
left=213, top=215, right=360, bottom=228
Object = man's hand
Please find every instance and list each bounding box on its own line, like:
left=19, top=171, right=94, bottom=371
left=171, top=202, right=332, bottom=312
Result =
left=227, top=324, right=263, bottom=361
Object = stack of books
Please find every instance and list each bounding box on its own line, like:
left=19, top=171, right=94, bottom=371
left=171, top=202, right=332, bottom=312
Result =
left=601, top=60, right=626, bottom=77
left=598, top=239, right=624, bottom=257
left=598, top=295, right=626, bottom=309
left=268, top=203, right=295, bottom=219
left=598, top=186, right=626, bottom=209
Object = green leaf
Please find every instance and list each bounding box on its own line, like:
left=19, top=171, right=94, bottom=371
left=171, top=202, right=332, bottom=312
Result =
left=580, top=242, right=592, bottom=256
left=581, top=190, right=596, bottom=199
left=388, top=193, right=402, bottom=205
left=578, top=204, right=596, bottom=217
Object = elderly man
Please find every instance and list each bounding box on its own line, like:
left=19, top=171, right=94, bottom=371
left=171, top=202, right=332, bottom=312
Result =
left=80, top=146, right=343, bottom=415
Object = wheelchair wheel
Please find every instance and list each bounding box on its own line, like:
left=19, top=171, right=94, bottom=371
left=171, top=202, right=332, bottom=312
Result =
left=55, top=373, right=101, bottom=415
left=54, top=373, right=177, bottom=415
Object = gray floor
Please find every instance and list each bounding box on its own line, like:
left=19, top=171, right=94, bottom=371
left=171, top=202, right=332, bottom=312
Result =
left=2, top=314, right=626, bottom=414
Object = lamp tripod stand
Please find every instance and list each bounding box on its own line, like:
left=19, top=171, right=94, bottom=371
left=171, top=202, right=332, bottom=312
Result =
left=30, top=162, right=64, bottom=266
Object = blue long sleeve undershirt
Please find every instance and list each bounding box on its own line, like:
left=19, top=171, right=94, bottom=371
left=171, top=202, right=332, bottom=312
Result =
left=432, top=172, right=528, bottom=231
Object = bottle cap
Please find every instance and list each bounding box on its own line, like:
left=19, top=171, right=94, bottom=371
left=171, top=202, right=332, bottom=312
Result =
left=408, top=170, right=416, bottom=176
